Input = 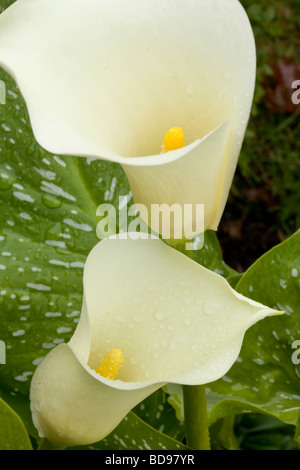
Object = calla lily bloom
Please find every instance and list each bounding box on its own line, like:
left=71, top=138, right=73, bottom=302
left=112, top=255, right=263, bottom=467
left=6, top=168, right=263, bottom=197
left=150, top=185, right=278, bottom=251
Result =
left=0, top=0, right=256, bottom=238
left=30, top=235, right=280, bottom=446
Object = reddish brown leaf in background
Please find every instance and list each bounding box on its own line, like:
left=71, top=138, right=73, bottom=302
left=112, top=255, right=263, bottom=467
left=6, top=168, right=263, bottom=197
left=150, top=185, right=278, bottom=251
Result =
left=264, top=59, right=300, bottom=113
left=243, top=188, right=277, bottom=208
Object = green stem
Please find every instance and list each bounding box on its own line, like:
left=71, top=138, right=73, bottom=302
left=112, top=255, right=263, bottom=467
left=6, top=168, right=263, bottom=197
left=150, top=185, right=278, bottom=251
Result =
left=183, top=385, right=211, bottom=450
left=38, top=438, right=67, bottom=450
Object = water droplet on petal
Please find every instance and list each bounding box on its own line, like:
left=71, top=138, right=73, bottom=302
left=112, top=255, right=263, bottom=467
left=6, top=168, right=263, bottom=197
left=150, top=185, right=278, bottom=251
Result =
left=204, top=300, right=219, bottom=316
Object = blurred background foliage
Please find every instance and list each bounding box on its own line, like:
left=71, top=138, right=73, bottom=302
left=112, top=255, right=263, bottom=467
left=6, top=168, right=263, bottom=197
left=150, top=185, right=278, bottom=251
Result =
left=219, top=0, right=300, bottom=272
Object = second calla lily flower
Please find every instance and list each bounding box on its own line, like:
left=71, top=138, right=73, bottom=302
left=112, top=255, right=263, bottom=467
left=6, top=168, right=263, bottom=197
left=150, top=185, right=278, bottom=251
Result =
left=0, top=0, right=256, bottom=238
left=30, top=235, right=281, bottom=446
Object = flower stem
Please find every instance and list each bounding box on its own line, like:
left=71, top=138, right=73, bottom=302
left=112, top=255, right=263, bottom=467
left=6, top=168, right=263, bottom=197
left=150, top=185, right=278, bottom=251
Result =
left=38, top=438, right=67, bottom=450
left=166, top=238, right=210, bottom=449
left=183, top=385, right=211, bottom=450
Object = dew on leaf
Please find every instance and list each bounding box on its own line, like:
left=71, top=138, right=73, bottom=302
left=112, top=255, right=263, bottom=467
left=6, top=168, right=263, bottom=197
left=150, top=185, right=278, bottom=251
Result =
left=13, top=191, right=35, bottom=203
left=42, top=193, right=62, bottom=209
left=12, top=330, right=25, bottom=337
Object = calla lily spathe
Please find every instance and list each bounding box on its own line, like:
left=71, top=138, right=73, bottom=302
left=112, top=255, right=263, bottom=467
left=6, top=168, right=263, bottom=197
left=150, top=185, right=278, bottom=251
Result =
left=30, top=235, right=280, bottom=446
left=0, top=0, right=256, bottom=238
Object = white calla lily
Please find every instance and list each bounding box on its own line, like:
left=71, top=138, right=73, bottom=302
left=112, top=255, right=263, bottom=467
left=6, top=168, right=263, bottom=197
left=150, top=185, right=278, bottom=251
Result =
left=30, top=235, right=280, bottom=446
left=0, top=0, right=256, bottom=237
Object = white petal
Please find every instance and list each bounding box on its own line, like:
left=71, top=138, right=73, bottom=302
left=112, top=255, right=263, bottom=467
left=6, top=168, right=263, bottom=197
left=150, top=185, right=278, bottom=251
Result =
left=30, top=343, right=160, bottom=445
left=83, top=236, right=280, bottom=385
left=0, top=0, right=256, bottom=232
left=30, top=235, right=281, bottom=444
left=123, top=122, right=231, bottom=237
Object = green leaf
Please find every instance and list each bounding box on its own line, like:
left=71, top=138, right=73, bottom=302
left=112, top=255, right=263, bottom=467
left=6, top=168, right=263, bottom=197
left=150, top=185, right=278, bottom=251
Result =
left=0, top=388, right=37, bottom=439
left=235, top=414, right=299, bottom=451
left=0, top=1, right=16, bottom=14
left=187, top=231, right=237, bottom=278
left=226, top=273, right=243, bottom=289
left=207, top=230, right=300, bottom=439
left=209, top=416, right=239, bottom=450
left=0, top=68, right=129, bottom=401
left=0, top=397, right=32, bottom=450
left=133, top=389, right=185, bottom=443
left=0, top=66, right=134, bottom=441
left=71, top=412, right=188, bottom=451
